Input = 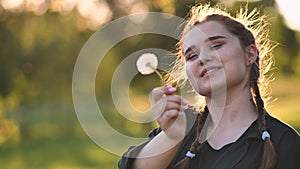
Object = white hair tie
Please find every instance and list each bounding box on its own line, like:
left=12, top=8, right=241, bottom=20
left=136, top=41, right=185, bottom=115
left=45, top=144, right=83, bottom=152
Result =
left=261, top=131, right=271, bottom=140
left=186, top=151, right=196, bottom=159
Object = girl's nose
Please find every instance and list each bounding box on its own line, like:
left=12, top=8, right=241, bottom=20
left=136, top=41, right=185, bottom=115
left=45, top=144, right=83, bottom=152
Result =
left=198, top=50, right=210, bottom=65
left=198, top=57, right=204, bottom=66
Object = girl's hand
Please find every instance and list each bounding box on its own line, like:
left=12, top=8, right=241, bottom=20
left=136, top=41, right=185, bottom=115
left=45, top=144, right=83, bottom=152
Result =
left=151, top=85, right=189, bottom=139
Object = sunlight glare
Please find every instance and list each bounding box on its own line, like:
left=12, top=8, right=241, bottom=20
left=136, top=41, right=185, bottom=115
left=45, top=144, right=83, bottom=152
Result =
left=1, top=0, right=24, bottom=10
left=77, top=0, right=112, bottom=29
left=60, top=0, right=77, bottom=13
left=128, top=1, right=149, bottom=23
left=275, top=0, right=300, bottom=31
left=26, top=0, right=47, bottom=15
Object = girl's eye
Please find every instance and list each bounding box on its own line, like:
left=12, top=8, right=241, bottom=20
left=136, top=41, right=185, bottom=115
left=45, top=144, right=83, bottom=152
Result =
left=211, top=43, right=223, bottom=50
left=186, top=54, right=197, bottom=61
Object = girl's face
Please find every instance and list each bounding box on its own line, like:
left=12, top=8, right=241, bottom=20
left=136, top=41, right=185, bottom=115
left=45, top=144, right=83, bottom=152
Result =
left=183, top=21, right=252, bottom=97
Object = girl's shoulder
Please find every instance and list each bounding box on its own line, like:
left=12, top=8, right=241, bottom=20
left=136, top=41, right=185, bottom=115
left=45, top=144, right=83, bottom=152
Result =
left=266, top=115, right=300, bottom=168
left=266, top=115, right=300, bottom=146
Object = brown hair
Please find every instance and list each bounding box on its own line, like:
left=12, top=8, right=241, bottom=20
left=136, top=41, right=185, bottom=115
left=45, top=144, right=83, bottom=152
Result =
left=167, top=4, right=277, bottom=169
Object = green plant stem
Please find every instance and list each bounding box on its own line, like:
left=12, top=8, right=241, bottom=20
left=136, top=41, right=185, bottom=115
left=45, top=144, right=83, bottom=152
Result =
left=154, top=69, right=165, bottom=85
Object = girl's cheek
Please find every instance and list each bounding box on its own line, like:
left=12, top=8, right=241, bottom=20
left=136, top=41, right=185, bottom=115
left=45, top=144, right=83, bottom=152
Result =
left=186, top=64, right=195, bottom=81
left=185, top=63, right=192, bottom=76
left=186, top=66, right=200, bottom=92
left=186, top=62, right=196, bottom=75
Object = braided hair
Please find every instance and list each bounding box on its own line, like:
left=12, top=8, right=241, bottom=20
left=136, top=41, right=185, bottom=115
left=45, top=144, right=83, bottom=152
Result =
left=173, top=106, right=209, bottom=169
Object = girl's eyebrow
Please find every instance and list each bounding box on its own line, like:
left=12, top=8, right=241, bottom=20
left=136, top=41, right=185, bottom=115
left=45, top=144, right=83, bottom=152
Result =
left=205, top=35, right=227, bottom=42
left=184, top=46, right=197, bottom=56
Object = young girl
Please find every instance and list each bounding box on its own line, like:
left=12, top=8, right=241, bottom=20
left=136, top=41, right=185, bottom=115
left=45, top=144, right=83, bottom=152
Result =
left=118, top=4, right=300, bottom=169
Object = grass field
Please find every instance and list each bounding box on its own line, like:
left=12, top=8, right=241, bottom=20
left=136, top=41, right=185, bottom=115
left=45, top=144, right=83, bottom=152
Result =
left=0, top=136, right=120, bottom=169
left=269, top=75, right=300, bottom=128
left=0, top=75, right=299, bottom=169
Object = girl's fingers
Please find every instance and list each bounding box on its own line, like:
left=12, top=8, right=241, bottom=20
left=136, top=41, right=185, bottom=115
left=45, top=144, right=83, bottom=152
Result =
left=151, top=85, right=177, bottom=103
left=157, top=109, right=179, bottom=131
left=152, top=96, right=168, bottom=118
left=150, top=85, right=189, bottom=131
left=166, top=95, right=189, bottom=105
left=152, top=95, right=188, bottom=118
left=164, top=102, right=188, bottom=112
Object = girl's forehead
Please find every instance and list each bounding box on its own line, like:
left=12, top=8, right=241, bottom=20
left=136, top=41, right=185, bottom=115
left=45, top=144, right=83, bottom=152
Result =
left=184, top=21, right=229, bottom=41
left=183, top=21, right=233, bottom=48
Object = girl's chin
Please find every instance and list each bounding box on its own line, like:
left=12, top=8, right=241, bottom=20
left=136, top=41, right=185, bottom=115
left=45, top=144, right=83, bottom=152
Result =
left=195, top=88, right=211, bottom=97
left=194, top=84, right=227, bottom=97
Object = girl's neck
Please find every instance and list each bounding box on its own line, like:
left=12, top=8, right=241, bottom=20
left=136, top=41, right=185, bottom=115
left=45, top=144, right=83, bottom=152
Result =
left=202, top=86, right=258, bottom=149
left=205, top=85, right=258, bottom=127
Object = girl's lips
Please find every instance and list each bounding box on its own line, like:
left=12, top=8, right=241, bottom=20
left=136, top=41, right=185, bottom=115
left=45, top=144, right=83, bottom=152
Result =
left=200, top=67, right=220, bottom=77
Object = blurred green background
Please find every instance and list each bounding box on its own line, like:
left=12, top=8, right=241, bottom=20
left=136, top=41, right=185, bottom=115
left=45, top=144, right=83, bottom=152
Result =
left=0, top=0, right=299, bottom=168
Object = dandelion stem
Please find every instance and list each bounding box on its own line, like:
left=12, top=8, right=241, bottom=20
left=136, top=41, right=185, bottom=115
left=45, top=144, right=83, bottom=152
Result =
left=154, top=69, right=165, bottom=85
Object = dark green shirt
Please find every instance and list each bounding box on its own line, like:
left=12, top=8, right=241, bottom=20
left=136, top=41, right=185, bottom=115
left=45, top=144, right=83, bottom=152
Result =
left=118, top=112, right=300, bottom=169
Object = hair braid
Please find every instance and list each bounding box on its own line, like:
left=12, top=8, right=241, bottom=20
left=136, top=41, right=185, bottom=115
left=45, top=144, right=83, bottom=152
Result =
left=173, top=106, right=209, bottom=169
left=250, top=62, right=277, bottom=169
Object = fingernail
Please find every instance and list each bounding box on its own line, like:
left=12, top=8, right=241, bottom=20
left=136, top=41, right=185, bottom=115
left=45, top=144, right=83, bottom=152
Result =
left=167, top=87, right=176, bottom=92
left=166, top=84, right=172, bottom=88
left=182, top=99, right=189, bottom=104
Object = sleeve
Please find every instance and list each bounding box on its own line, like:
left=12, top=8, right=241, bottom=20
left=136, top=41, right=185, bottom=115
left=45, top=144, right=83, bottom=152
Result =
left=118, top=128, right=162, bottom=169
left=274, top=128, right=300, bottom=169
left=118, top=109, right=198, bottom=169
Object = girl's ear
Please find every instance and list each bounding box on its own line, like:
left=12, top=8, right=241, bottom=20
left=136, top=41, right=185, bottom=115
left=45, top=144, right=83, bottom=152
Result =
left=245, top=44, right=258, bottom=66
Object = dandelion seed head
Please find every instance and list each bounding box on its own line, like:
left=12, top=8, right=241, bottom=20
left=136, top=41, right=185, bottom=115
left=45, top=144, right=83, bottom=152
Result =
left=136, top=53, right=158, bottom=75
